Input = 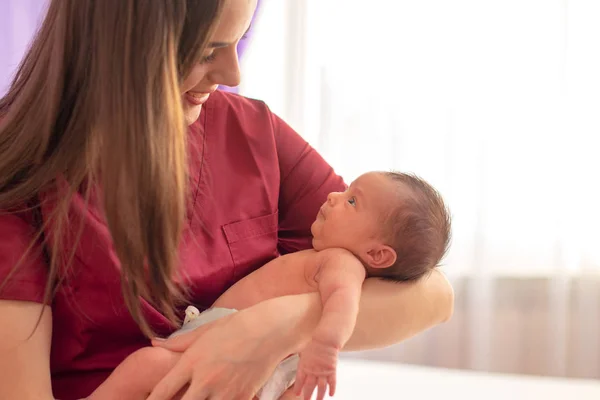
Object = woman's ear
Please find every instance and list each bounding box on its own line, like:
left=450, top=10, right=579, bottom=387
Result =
left=363, top=244, right=397, bottom=269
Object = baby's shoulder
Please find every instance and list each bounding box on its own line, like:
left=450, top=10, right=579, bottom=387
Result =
left=278, top=248, right=320, bottom=264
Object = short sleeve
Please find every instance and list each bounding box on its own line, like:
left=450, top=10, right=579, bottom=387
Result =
left=0, top=212, right=48, bottom=303
left=272, top=113, right=347, bottom=254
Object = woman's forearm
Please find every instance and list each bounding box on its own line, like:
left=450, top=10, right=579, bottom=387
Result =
left=240, top=269, right=454, bottom=355
left=235, top=293, right=323, bottom=355
left=344, top=269, right=454, bottom=351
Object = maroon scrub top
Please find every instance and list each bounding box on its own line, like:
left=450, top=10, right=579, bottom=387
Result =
left=0, top=90, right=345, bottom=399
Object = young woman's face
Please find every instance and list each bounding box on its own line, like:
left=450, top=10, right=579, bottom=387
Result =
left=181, top=0, right=257, bottom=126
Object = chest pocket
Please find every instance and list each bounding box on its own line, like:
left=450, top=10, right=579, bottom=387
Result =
left=222, top=211, right=279, bottom=281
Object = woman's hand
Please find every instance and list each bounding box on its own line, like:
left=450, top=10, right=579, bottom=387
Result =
left=148, top=295, right=322, bottom=400
left=147, top=314, right=282, bottom=400
left=146, top=269, right=453, bottom=399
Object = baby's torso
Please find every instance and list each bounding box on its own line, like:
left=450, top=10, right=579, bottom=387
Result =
left=212, top=249, right=321, bottom=310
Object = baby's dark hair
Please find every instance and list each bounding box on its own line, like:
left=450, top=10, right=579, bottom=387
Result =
left=371, top=172, right=451, bottom=282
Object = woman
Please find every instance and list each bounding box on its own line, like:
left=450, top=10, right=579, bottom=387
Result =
left=0, top=0, right=454, bottom=399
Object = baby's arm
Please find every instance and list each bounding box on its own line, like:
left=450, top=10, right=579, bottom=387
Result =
left=294, top=248, right=366, bottom=400
left=86, top=346, right=182, bottom=400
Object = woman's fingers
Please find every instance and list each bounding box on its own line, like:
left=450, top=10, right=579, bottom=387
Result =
left=151, top=332, right=198, bottom=352
left=279, top=387, right=303, bottom=399
left=148, top=303, right=297, bottom=400
left=151, top=336, right=192, bottom=352
left=151, top=324, right=210, bottom=352
left=179, top=382, right=211, bottom=400
left=170, top=385, right=190, bottom=400
left=147, top=363, right=191, bottom=400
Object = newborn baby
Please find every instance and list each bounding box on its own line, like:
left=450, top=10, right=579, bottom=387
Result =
left=88, top=171, right=451, bottom=400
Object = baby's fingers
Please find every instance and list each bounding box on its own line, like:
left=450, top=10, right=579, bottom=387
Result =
left=293, top=370, right=307, bottom=396
left=329, top=374, right=336, bottom=396
left=303, top=375, right=317, bottom=400
left=316, top=377, right=328, bottom=400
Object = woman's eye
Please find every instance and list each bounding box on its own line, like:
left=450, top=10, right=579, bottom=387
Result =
left=348, top=197, right=357, bottom=207
left=200, top=53, right=216, bottom=64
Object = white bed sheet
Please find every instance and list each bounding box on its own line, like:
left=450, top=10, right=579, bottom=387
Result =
left=332, top=358, right=600, bottom=399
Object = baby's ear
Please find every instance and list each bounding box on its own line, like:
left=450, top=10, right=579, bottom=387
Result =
left=363, top=244, right=396, bottom=269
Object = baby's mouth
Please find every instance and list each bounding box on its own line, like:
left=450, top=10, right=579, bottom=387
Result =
left=319, top=206, right=326, bottom=219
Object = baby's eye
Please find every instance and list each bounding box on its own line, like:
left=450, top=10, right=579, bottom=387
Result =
left=347, top=197, right=357, bottom=207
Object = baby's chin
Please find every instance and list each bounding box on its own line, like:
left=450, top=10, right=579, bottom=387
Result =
left=311, top=236, right=326, bottom=251
left=310, top=222, right=324, bottom=249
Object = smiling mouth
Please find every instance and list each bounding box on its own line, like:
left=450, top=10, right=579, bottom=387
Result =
left=185, top=91, right=211, bottom=106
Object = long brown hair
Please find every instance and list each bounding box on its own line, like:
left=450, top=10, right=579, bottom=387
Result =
left=0, top=0, right=223, bottom=337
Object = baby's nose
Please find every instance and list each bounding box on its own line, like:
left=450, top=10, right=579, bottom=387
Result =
left=327, top=191, right=341, bottom=205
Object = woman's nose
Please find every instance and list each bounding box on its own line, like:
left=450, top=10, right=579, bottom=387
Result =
left=208, top=47, right=241, bottom=88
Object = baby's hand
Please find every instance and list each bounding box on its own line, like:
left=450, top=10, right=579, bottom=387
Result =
left=293, top=338, right=339, bottom=400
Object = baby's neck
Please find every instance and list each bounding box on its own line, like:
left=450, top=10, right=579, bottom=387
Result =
left=317, top=245, right=372, bottom=275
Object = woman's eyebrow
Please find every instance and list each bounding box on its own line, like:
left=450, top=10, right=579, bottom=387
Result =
left=208, top=25, right=252, bottom=48
left=207, top=41, right=230, bottom=48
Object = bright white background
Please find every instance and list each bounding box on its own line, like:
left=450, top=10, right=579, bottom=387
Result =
left=2, top=0, right=599, bottom=380
left=241, top=0, right=600, bottom=278
left=241, top=0, right=600, bottom=379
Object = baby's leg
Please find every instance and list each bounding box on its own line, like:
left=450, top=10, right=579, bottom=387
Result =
left=87, top=346, right=182, bottom=400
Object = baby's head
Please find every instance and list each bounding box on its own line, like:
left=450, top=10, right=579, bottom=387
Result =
left=311, top=171, right=451, bottom=281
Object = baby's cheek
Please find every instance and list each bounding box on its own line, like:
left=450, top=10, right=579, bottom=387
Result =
left=326, top=225, right=348, bottom=247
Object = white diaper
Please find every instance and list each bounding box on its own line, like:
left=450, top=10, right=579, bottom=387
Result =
left=170, top=306, right=299, bottom=400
